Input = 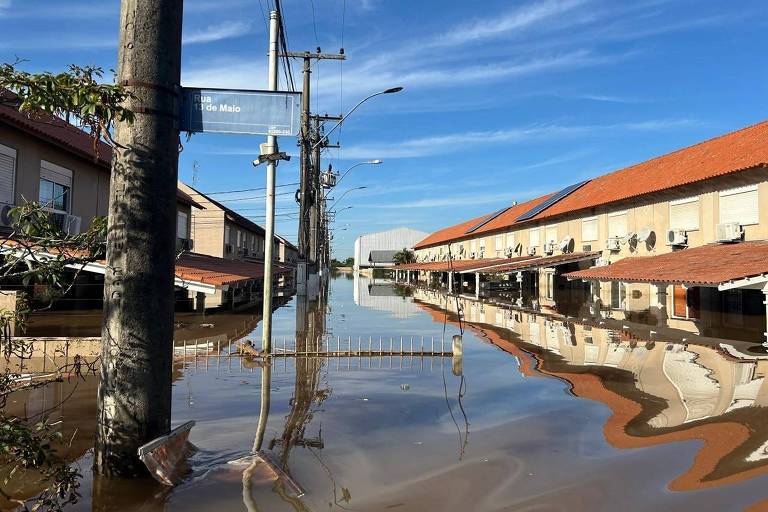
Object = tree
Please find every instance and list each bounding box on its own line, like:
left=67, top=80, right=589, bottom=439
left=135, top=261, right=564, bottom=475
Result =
left=95, top=0, right=184, bottom=477
left=393, top=249, right=416, bottom=265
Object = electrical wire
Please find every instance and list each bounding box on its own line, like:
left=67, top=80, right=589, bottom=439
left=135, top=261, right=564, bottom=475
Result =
left=185, top=182, right=299, bottom=196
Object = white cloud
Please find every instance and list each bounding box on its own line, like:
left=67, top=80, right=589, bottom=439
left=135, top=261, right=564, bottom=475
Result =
left=430, top=0, right=588, bottom=48
left=341, top=119, right=699, bottom=159
left=183, top=21, right=252, bottom=45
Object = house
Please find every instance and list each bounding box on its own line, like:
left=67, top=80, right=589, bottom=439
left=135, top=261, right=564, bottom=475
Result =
left=399, top=120, right=768, bottom=344
left=0, top=92, right=293, bottom=313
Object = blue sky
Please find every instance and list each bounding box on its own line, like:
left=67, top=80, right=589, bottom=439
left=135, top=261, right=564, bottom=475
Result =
left=2, top=0, right=767, bottom=257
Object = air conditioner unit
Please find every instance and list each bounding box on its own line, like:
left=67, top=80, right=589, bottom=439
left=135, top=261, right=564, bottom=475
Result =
left=65, top=215, right=82, bottom=235
left=543, top=242, right=555, bottom=255
left=716, top=222, right=742, bottom=242
left=605, top=237, right=621, bottom=252
left=505, top=247, right=514, bottom=258
left=667, top=229, right=687, bottom=247
left=470, top=251, right=476, bottom=259
left=527, top=246, right=537, bottom=256
left=582, top=244, right=592, bottom=252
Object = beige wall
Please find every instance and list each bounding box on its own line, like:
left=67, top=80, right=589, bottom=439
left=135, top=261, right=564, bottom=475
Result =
left=0, top=124, right=109, bottom=231
left=416, top=167, right=768, bottom=264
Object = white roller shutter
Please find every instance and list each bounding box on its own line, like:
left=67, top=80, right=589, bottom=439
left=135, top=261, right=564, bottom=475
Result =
left=40, top=160, right=73, bottom=188
left=608, top=211, right=628, bottom=238
left=720, top=185, right=759, bottom=225
left=545, top=225, right=558, bottom=243
left=529, top=228, right=540, bottom=248
left=669, top=197, right=699, bottom=230
left=0, top=144, right=16, bottom=205
left=582, top=217, right=598, bottom=242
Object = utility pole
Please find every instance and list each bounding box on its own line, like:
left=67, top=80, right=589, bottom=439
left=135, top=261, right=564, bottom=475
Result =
left=95, top=0, right=183, bottom=477
left=284, top=50, right=345, bottom=292
left=261, top=10, right=280, bottom=352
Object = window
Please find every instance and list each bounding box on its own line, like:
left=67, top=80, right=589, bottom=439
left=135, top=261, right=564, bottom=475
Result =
left=670, top=196, right=699, bottom=231
left=0, top=143, right=16, bottom=205
left=506, top=232, right=516, bottom=250
left=582, top=217, right=598, bottom=242
left=470, top=239, right=477, bottom=255
left=529, top=228, right=540, bottom=248
left=176, top=210, right=188, bottom=239
left=545, top=271, right=554, bottom=300
left=545, top=225, right=558, bottom=243
left=495, top=234, right=503, bottom=256
left=673, top=285, right=700, bottom=319
left=224, top=225, right=231, bottom=244
left=39, top=161, right=72, bottom=228
left=237, top=230, right=243, bottom=247
left=720, top=185, right=759, bottom=225
left=610, top=281, right=626, bottom=309
left=607, top=211, right=628, bottom=238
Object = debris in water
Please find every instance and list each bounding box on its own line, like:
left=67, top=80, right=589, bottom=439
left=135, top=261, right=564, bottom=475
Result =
left=229, top=451, right=304, bottom=497
left=200, top=323, right=215, bottom=328
left=400, top=384, right=410, bottom=391
left=137, top=421, right=196, bottom=486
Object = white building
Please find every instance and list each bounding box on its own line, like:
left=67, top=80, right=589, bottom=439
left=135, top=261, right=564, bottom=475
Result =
left=354, top=227, right=428, bottom=270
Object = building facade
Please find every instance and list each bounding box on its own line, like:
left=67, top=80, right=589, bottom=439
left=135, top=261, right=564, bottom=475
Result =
left=399, top=120, right=768, bottom=343
left=353, top=227, right=429, bottom=270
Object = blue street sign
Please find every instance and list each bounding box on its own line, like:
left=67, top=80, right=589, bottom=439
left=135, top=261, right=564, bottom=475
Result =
left=179, top=88, right=301, bottom=136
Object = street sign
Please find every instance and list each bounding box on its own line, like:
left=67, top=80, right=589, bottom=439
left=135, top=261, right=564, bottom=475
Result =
left=179, top=88, right=301, bottom=136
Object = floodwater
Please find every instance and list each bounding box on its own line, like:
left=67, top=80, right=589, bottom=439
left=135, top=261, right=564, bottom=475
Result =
left=7, top=272, right=768, bottom=511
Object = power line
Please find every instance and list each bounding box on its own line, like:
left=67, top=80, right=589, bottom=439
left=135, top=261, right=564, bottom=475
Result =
left=186, top=182, right=299, bottom=196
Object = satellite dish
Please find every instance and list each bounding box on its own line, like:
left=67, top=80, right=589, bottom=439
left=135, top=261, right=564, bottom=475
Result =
left=514, top=242, right=523, bottom=255
left=624, top=232, right=637, bottom=244
left=637, top=227, right=653, bottom=243
left=559, top=236, right=574, bottom=253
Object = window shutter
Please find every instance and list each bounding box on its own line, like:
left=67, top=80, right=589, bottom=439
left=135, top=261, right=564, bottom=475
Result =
left=720, top=185, right=759, bottom=225
left=581, top=217, right=598, bottom=242
left=176, top=211, right=188, bottom=239
left=545, top=225, right=557, bottom=243
left=608, top=212, right=628, bottom=238
left=670, top=197, right=699, bottom=230
left=40, top=160, right=73, bottom=188
left=506, top=233, right=515, bottom=249
left=495, top=234, right=502, bottom=250
left=0, top=144, right=16, bottom=205
left=529, top=228, right=540, bottom=247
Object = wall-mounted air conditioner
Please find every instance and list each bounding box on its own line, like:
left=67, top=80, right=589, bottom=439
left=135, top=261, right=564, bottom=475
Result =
left=470, top=251, right=476, bottom=259
left=543, top=242, right=555, bottom=255
left=716, top=222, right=742, bottom=242
left=527, top=246, right=537, bottom=256
left=605, top=237, right=621, bottom=252
left=667, top=229, right=688, bottom=247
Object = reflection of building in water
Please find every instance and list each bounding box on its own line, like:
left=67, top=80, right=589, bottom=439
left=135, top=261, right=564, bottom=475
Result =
left=412, top=288, right=768, bottom=491
left=353, top=273, right=421, bottom=319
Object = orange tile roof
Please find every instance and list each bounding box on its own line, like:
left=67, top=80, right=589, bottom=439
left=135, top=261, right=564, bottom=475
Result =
left=174, top=252, right=292, bottom=287
left=414, top=120, right=768, bottom=247
left=530, top=120, right=768, bottom=222
left=470, top=193, right=554, bottom=235
left=565, top=241, right=768, bottom=285
left=413, top=213, right=492, bottom=249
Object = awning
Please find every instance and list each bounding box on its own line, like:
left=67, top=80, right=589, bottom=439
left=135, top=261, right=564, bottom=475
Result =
left=564, top=241, right=768, bottom=290
left=395, top=258, right=507, bottom=272
left=1, top=241, right=292, bottom=295
left=485, top=251, right=600, bottom=274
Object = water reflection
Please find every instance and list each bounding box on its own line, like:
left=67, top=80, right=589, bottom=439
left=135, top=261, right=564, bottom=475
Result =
left=354, top=272, right=420, bottom=319
left=411, top=286, right=768, bottom=491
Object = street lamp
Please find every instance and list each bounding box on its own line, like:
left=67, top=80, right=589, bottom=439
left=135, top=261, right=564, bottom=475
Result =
left=333, top=160, right=383, bottom=188
left=311, top=87, right=404, bottom=151
left=328, top=186, right=366, bottom=212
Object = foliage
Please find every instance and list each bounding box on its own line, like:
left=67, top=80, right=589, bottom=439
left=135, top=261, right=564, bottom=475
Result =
left=330, top=257, right=354, bottom=268
left=392, top=249, right=416, bottom=265
left=0, top=204, right=105, bottom=510
left=0, top=61, right=134, bottom=156
left=0, top=60, right=132, bottom=510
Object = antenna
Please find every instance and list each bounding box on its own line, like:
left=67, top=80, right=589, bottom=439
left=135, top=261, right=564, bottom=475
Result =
left=192, top=161, right=200, bottom=185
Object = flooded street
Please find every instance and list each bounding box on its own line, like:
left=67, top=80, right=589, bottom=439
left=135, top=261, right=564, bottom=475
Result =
left=8, top=273, right=768, bottom=511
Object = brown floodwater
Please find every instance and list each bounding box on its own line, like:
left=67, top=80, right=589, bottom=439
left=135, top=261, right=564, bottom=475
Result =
left=6, top=274, right=768, bottom=511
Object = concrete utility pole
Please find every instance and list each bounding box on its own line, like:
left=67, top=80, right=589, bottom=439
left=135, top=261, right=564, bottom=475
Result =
left=261, top=10, right=280, bottom=352
left=284, top=51, right=345, bottom=293
left=95, top=0, right=183, bottom=477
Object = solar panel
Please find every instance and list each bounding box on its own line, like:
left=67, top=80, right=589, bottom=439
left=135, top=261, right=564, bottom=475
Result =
left=464, top=207, right=510, bottom=234
left=515, top=180, right=590, bottom=222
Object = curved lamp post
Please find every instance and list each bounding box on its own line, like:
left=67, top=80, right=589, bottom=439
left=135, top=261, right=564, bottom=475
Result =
left=311, top=87, right=404, bottom=151
left=333, top=160, right=382, bottom=188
